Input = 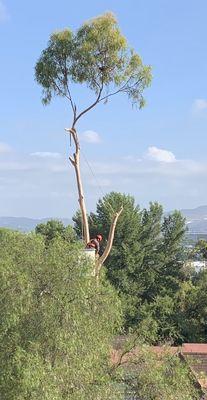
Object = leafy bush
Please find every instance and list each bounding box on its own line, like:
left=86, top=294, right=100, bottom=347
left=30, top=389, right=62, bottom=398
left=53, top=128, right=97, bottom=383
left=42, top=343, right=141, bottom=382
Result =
left=0, top=231, right=122, bottom=399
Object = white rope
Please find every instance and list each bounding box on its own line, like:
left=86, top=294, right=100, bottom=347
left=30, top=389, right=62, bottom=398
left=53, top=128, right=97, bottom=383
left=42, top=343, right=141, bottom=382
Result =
left=80, top=149, right=116, bottom=216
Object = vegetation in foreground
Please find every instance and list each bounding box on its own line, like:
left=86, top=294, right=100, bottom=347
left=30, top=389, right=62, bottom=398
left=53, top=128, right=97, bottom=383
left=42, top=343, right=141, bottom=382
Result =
left=0, top=192, right=206, bottom=399
left=0, top=230, right=122, bottom=399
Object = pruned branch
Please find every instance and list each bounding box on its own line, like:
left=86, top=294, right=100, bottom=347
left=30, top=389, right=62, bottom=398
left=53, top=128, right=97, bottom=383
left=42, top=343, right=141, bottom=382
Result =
left=95, top=206, right=123, bottom=277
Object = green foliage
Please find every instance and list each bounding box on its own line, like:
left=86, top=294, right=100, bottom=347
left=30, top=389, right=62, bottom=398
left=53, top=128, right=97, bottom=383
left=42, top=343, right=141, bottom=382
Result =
left=175, top=273, right=207, bottom=342
left=0, top=227, right=15, bottom=237
left=35, top=12, right=152, bottom=110
left=0, top=223, right=206, bottom=398
left=0, top=231, right=123, bottom=399
left=35, top=219, right=76, bottom=245
left=35, top=29, right=74, bottom=105
left=123, top=346, right=201, bottom=399
left=74, top=192, right=188, bottom=343
left=192, top=239, right=207, bottom=260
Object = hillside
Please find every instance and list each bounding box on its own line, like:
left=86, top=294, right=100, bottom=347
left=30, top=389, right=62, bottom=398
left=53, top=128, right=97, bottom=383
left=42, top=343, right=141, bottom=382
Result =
left=0, top=217, right=72, bottom=232
left=181, top=205, right=207, bottom=233
left=1, top=205, right=207, bottom=234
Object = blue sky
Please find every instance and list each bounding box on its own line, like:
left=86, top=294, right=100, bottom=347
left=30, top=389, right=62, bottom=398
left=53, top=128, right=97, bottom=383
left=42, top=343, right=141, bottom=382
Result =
left=1, top=0, right=207, bottom=218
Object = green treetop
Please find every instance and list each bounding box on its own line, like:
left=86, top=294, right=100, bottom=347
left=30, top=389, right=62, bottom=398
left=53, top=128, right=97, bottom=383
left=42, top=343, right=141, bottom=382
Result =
left=35, top=219, right=76, bottom=246
left=74, top=192, right=189, bottom=342
left=35, top=12, right=152, bottom=115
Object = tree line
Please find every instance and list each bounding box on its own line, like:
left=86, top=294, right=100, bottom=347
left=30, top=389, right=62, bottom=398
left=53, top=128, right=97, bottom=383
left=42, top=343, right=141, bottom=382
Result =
left=73, top=191, right=207, bottom=345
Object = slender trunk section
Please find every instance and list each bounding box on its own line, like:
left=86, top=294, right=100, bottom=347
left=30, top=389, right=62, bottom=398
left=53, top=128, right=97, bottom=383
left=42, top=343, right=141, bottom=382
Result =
left=66, top=127, right=90, bottom=245
left=66, top=126, right=123, bottom=263
left=73, top=152, right=90, bottom=245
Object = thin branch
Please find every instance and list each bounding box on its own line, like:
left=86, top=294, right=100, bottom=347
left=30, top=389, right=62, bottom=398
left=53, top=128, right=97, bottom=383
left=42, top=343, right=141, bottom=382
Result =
left=51, top=78, right=77, bottom=116
left=56, top=76, right=74, bottom=105
left=69, top=128, right=79, bottom=153
left=69, top=155, right=75, bottom=166
left=110, top=334, right=141, bottom=372
left=52, top=69, right=76, bottom=122
left=66, top=81, right=76, bottom=114
left=98, top=76, right=144, bottom=103
left=74, top=81, right=104, bottom=126
left=99, top=81, right=130, bottom=103
left=63, top=57, right=77, bottom=118
left=52, top=80, right=66, bottom=98
left=99, top=87, right=125, bottom=103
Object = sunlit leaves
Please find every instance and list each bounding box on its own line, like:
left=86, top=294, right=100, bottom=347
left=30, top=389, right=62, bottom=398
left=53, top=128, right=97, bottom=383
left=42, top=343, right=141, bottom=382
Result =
left=35, top=12, right=152, bottom=110
left=35, top=29, right=74, bottom=105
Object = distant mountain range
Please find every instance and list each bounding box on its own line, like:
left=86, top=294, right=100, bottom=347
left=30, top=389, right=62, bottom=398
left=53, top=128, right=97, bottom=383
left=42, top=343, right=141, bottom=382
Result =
left=180, top=206, right=207, bottom=233
left=0, top=217, right=72, bottom=232
left=1, top=206, right=207, bottom=235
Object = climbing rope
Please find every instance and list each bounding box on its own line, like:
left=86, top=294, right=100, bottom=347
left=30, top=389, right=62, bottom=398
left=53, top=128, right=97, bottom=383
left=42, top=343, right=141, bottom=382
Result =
left=80, top=148, right=117, bottom=217
left=66, top=127, right=122, bottom=242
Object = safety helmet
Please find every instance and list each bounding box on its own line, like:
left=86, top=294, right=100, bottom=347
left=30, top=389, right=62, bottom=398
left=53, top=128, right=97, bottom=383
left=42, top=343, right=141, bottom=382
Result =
left=96, top=234, right=103, bottom=241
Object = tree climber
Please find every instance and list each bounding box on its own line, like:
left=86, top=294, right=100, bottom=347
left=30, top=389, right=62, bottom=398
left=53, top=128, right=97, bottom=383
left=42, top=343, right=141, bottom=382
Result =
left=86, top=234, right=103, bottom=255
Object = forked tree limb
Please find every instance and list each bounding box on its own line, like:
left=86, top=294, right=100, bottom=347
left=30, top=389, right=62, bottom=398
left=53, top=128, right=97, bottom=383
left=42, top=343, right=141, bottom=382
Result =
left=66, top=125, right=123, bottom=261
left=95, top=206, right=123, bottom=277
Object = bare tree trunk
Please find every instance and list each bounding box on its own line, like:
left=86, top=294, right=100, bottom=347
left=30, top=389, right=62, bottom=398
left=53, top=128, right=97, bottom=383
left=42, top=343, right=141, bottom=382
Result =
left=95, top=206, right=123, bottom=277
left=66, top=127, right=90, bottom=245
left=66, top=127, right=123, bottom=266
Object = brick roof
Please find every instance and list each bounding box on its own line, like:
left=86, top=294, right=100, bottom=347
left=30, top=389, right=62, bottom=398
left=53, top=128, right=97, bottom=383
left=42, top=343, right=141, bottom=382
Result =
left=182, top=343, right=207, bottom=354
left=181, top=343, right=207, bottom=390
left=111, top=338, right=207, bottom=392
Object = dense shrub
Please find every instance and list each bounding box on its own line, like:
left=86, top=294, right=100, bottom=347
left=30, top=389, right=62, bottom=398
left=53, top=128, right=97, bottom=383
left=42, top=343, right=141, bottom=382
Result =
left=0, top=231, right=122, bottom=399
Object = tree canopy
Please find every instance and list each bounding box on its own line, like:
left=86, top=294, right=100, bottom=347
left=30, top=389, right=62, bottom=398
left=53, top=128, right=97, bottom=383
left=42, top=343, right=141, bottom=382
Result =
left=191, top=239, right=207, bottom=260
left=74, top=192, right=190, bottom=343
left=35, top=13, right=152, bottom=114
left=35, top=219, right=76, bottom=246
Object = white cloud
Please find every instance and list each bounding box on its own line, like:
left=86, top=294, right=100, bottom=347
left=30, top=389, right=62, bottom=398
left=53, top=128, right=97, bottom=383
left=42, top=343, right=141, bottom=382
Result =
left=81, top=130, right=101, bottom=144
left=145, top=146, right=176, bottom=163
left=89, top=154, right=206, bottom=179
left=1, top=144, right=207, bottom=218
left=0, top=1, right=10, bottom=22
left=0, top=142, right=12, bottom=154
left=30, top=152, right=62, bottom=159
left=193, top=99, right=207, bottom=112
